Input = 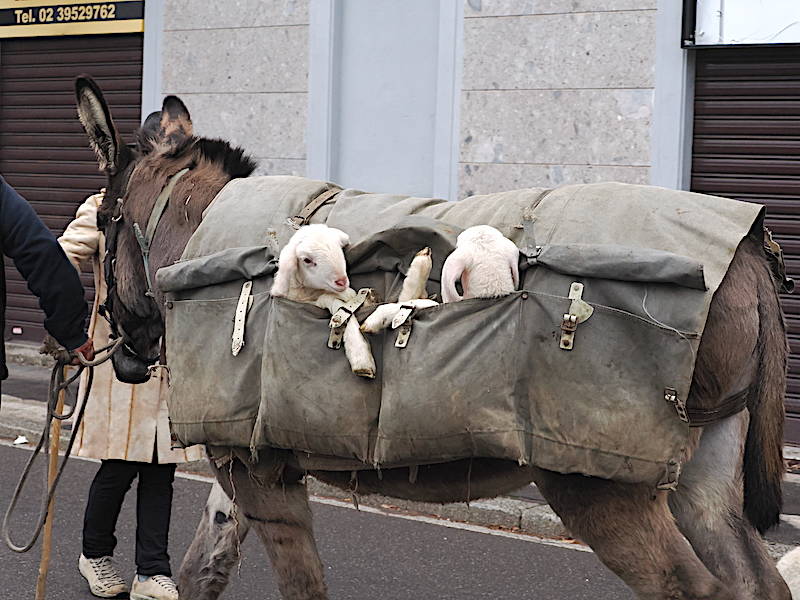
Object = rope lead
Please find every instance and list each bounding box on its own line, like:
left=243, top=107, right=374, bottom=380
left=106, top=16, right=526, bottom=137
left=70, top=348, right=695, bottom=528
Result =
left=2, top=337, right=123, bottom=553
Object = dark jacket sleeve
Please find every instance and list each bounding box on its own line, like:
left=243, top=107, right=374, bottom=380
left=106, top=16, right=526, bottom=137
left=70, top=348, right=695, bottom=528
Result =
left=0, top=177, right=89, bottom=350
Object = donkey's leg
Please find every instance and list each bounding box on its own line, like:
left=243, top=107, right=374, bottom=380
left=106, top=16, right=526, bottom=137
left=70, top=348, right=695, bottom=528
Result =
left=669, top=412, right=791, bottom=600
left=532, top=467, right=733, bottom=600
left=212, top=453, right=328, bottom=600
left=178, top=481, right=251, bottom=600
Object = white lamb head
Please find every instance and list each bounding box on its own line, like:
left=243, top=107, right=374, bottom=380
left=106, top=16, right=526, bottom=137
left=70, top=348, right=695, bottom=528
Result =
left=272, top=224, right=351, bottom=297
left=441, top=225, right=520, bottom=303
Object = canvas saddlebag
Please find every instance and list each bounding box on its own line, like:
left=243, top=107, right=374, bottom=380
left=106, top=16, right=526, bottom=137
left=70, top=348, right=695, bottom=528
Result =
left=157, top=178, right=765, bottom=488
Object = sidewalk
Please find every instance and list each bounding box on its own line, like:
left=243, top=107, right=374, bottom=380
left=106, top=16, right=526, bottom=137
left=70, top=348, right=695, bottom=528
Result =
left=3, top=341, right=798, bottom=559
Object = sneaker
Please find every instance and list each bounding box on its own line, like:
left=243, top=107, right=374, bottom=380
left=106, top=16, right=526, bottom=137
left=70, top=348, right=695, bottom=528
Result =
left=130, top=574, right=179, bottom=600
left=78, top=554, right=129, bottom=598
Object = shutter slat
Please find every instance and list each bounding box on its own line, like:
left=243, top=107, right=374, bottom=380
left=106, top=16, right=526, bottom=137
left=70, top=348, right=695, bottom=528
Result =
left=693, top=46, right=800, bottom=442
left=0, top=33, right=143, bottom=343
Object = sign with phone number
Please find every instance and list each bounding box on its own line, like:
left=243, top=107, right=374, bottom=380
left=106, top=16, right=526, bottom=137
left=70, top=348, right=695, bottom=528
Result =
left=0, top=1, right=143, bottom=38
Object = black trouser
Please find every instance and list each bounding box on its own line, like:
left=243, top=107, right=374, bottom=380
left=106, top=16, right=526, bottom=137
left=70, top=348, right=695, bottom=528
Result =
left=82, top=459, right=177, bottom=576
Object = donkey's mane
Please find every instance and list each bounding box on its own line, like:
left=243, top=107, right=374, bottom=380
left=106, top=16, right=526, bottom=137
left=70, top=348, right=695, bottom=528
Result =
left=157, top=135, right=257, bottom=180
left=194, top=138, right=257, bottom=179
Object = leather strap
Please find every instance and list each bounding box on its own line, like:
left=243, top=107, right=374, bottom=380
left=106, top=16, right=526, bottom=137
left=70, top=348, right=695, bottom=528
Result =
left=687, top=386, right=750, bottom=427
left=133, top=167, right=190, bottom=297
left=288, top=185, right=341, bottom=229
left=231, top=280, right=253, bottom=356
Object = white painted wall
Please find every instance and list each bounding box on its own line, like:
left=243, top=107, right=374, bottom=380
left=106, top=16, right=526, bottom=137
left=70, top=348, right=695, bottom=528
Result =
left=695, top=0, right=800, bottom=45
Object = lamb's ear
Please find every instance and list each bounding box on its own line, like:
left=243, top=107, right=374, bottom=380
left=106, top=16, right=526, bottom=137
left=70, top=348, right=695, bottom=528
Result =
left=334, top=228, right=350, bottom=248
left=441, top=251, right=465, bottom=303
left=271, top=243, right=298, bottom=297
left=509, top=248, right=520, bottom=290
left=75, top=75, right=121, bottom=172
left=159, top=95, right=193, bottom=153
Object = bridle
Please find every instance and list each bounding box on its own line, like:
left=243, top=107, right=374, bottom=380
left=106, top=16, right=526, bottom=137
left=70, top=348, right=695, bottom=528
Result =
left=101, top=168, right=190, bottom=365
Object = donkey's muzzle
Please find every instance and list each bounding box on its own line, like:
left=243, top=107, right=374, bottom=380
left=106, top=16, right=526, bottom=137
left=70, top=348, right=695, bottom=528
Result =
left=111, top=343, right=152, bottom=384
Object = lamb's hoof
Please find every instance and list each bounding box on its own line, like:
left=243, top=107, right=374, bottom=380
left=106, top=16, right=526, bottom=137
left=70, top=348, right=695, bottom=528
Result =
left=416, top=247, right=431, bottom=257
left=353, top=367, right=376, bottom=379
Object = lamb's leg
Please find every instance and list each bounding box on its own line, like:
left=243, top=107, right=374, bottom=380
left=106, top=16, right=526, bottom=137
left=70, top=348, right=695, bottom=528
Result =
left=361, top=299, right=439, bottom=334
left=178, top=481, right=250, bottom=600
left=360, top=303, right=401, bottom=333
left=398, top=247, right=432, bottom=302
left=533, top=466, right=734, bottom=599
left=343, top=317, right=376, bottom=378
left=209, top=453, right=329, bottom=600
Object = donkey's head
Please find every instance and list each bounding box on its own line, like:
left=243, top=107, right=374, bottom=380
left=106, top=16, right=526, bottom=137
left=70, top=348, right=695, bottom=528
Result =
left=75, top=75, right=256, bottom=383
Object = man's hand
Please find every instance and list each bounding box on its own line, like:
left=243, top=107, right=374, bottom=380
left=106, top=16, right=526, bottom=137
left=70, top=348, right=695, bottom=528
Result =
left=71, top=338, right=95, bottom=365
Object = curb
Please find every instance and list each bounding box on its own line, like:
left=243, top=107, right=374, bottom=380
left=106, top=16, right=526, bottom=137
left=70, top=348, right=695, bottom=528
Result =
left=306, top=478, right=571, bottom=539
left=5, top=341, right=52, bottom=368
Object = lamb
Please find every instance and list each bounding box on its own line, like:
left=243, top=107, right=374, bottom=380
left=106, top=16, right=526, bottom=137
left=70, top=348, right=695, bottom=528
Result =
left=271, top=224, right=376, bottom=378
left=441, top=225, right=519, bottom=303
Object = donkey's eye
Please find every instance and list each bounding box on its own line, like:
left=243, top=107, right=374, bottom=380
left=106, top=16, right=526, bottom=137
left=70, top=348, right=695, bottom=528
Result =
left=302, top=257, right=314, bottom=265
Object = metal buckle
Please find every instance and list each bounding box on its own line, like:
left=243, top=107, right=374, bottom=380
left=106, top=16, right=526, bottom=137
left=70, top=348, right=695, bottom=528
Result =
left=559, top=282, right=593, bottom=351
left=391, top=304, right=415, bottom=330
left=327, top=289, right=371, bottom=350
left=395, top=321, right=412, bottom=348
left=664, top=387, right=689, bottom=423
left=560, top=313, right=578, bottom=332
left=328, top=326, right=345, bottom=349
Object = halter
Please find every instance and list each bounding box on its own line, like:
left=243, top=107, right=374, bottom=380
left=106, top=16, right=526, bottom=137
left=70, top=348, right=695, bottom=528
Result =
left=101, top=168, right=190, bottom=364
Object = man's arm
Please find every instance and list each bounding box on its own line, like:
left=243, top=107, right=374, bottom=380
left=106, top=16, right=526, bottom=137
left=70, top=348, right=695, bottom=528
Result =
left=0, top=176, right=89, bottom=351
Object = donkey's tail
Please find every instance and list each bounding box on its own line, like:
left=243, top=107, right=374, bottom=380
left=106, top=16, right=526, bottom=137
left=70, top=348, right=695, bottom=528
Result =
left=744, top=255, right=788, bottom=533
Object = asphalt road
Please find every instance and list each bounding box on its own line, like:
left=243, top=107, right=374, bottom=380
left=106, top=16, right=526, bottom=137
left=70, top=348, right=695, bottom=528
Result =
left=0, top=443, right=633, bottom=600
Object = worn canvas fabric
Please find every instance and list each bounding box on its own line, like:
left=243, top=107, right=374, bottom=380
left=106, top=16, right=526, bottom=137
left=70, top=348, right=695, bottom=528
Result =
left=158, top=177, right=763, bottom=486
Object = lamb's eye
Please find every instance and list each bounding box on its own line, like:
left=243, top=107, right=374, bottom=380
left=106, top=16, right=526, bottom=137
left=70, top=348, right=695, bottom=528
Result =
left=302, top=257, right=314, bottom=265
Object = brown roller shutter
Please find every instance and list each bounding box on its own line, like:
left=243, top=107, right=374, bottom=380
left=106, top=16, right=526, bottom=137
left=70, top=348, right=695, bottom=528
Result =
left=0, top=33, right=142, bottom=343
left=691, top=46, right=800, bottom=443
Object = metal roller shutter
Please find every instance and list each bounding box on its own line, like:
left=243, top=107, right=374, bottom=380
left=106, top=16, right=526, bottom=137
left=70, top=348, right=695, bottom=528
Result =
left=0, top=33, right=142, bottom=343
left=691, top=46, right=800, bottom=443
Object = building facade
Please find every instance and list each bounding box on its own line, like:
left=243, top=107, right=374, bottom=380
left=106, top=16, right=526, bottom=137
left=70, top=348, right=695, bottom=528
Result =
left=2, top=0, right=799, bottom=438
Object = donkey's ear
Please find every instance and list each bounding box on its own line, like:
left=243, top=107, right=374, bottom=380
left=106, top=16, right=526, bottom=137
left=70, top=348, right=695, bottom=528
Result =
left=159, top=96, right=193, bottom=152
left=75, top=75, right=121, bottom=172
left=134, top=111, right=162, bottom=155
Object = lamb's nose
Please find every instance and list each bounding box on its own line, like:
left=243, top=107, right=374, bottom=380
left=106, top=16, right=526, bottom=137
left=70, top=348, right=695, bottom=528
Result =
left=334, top=277, right=348, bottom=289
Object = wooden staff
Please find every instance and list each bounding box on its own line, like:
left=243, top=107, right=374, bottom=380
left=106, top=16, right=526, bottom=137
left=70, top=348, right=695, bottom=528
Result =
left=34, top=363, right=67, bottom=600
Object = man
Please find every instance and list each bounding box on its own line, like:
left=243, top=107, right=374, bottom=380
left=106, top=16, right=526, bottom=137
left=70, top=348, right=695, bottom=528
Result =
left=0, top=175, right=94, bottom=380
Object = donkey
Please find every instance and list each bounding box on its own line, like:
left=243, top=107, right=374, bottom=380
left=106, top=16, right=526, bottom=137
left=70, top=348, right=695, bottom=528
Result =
left=74, top=74, right=791, bottom=600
